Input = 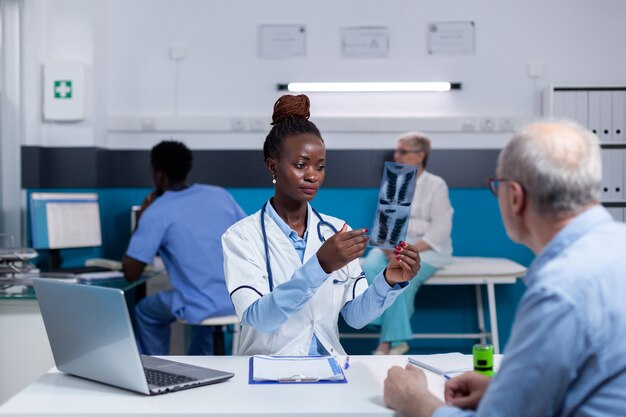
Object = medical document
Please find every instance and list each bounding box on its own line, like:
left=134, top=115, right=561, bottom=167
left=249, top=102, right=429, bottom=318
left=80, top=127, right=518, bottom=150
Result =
left=369, top=162, right=418, bottom=249
left=408, top=353, right=473, bottom=375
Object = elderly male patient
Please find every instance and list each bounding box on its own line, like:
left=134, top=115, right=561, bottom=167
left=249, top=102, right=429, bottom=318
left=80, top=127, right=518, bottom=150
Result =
left=383, top=121, right=626, bottom=417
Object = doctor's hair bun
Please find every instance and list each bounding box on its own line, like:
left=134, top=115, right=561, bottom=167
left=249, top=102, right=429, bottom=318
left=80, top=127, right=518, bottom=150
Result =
left=271, top=94, right=311, bottom=125
left=263, top=94, right=323, bottom=162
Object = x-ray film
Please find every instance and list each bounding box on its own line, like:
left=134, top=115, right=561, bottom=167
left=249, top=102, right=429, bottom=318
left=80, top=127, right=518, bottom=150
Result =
left=369, top=162, right=418, bottom=249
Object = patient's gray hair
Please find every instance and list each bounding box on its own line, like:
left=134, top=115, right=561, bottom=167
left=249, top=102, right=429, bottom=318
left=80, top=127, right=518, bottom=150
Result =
left=397, top=131, right=431, bottom=168
left=498, top=121, right=601, bottom=217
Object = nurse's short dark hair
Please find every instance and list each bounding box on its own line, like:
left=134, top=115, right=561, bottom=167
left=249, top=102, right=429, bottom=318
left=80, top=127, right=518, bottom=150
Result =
left=151, top=140, right=193, bottom=182
left=263, top=94, right=323, bottom=162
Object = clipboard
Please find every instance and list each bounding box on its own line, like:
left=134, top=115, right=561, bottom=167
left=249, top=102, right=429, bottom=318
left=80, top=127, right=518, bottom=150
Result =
left=248, top=356, right=347, bottom=384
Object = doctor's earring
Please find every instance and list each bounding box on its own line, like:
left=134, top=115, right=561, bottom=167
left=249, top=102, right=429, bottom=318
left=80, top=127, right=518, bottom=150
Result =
left=272, top=175, right=277, bottom=185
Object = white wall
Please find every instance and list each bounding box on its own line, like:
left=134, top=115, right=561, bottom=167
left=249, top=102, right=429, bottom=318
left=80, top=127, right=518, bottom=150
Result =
left=1, top=0, right=23, bottom=244
left=22, top=0, right=108, bottom=148
left=21, top=0, right=626, bottom=150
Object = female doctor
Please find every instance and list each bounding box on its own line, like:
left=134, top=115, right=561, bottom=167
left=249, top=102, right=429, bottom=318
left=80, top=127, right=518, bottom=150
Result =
left=222, top=94, right=422, bottom=356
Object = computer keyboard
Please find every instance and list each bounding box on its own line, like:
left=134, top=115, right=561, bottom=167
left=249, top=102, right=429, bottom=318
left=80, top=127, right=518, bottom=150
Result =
left=144, top=368, right=197, bottom=387
left=47, top=265, right=113, bottom=274
left=0, top=247, right=38, bottom=260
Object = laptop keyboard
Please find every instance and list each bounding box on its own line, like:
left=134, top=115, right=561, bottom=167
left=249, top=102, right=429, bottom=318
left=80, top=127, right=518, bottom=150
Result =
left=144, top=368, right=197, bottom=387
left=46, top=266, right=112, bottom=274
left=0, top=247, right=37, bottom=259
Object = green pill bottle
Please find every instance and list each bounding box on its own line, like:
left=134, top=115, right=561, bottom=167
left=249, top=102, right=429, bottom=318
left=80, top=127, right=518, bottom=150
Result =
left=473, top=343, right=495, bottom=377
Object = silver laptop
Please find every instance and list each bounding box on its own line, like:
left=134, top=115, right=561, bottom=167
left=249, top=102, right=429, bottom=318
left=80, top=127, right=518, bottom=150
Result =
left=33, top=278, right=234, bottom=395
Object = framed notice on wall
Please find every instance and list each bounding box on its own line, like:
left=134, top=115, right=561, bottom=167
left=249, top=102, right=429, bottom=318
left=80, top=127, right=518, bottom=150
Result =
left=258, top=24, right=307, bottom=59
left=341, top=27, right=390, bottom=59
left=428, top=21, right=475, bottom=55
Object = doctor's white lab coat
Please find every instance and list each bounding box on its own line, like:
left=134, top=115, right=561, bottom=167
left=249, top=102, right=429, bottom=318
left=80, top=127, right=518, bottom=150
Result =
left=222, top=208, right=368, bottom=356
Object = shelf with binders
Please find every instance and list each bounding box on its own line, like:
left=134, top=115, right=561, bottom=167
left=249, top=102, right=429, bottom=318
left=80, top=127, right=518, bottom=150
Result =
left=599, top=148, right=626, bottom=206
left=542, top=86, right=626, bottom=145
left=543, top=86, right=626, bottom=217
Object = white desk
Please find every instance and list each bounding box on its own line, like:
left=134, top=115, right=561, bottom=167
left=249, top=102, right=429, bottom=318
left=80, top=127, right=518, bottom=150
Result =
left=343, top=257, right=527, bottom=354
left=0, top=355, right=448, bottom=416
left=0, top=275, right=153, bottom=405
left=0, top=299, right=54, bottom=405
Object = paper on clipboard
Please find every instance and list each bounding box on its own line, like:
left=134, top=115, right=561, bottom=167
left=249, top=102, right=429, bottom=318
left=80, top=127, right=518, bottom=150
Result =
left=408, top=353, right=473, bottom=375
left=249, top=356, right=346, bottom=384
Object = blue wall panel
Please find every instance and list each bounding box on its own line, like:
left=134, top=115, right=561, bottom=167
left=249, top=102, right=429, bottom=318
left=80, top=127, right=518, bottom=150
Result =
left=26, top=186, right=534, bottom=355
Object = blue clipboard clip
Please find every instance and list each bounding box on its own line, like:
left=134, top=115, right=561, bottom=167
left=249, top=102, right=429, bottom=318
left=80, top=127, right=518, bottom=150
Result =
left=278, top=374, right=319, bottom=383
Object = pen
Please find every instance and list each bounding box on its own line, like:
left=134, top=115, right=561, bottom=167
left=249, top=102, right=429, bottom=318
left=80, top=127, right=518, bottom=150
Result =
left=443, top=374, right=452, bottom=381
left=344, top=356, right=350, bottom=370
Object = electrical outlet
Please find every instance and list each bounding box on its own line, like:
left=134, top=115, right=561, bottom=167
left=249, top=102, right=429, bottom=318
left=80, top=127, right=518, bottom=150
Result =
left=499, top=117, right=514, bottom=132
left=480, top=117, right=496, bottom=132
left=141, top=117, right=156, bottom=131
left=231, top=118, right=246, bottom=131
left=527, top=61, right=543, bottom=78
left=169, top=45, right=188, bottom=61
left=461, top=119, right=478, bottom=132
left=249, top=118, right=268, bottom=132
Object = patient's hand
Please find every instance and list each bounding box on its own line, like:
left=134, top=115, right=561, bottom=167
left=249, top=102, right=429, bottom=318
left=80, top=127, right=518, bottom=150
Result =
left=444, top=372, right=491, bottom=410
left=384, top=365, right=443, bottom=417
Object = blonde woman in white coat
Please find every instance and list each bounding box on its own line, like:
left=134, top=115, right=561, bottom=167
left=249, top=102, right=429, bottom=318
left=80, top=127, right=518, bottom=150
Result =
left=222, top=95, right=422, bottom=356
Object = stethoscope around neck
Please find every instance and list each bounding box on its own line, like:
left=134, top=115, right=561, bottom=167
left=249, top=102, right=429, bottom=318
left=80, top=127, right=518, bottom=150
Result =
left=261, top=201, right=339, bottom=291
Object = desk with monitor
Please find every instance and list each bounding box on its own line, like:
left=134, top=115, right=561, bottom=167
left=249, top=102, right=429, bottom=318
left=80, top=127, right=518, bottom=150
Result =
left=1, top=192, right=108, bottom=403
left=28, top=192, right=103, bottom=270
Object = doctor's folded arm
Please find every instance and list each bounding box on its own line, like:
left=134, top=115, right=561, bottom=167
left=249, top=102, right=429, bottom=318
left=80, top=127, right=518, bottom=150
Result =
left=222, top=94, right=422, bottom=356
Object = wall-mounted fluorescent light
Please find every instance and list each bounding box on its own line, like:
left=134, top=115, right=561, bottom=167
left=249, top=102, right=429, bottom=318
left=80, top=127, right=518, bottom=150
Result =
left=277, top=82, right=461, bottom=92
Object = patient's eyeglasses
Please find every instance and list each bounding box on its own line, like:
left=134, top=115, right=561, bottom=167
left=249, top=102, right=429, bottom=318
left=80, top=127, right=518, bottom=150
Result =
left=488, top=178, right=520, bottom=196
left=394, top=148, right=423, bottom=156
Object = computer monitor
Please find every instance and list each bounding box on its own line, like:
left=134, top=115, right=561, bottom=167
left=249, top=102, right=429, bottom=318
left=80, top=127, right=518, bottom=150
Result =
left=29, top=192, right=102, bottom=268
left=130, top=205, right=141, bottom=232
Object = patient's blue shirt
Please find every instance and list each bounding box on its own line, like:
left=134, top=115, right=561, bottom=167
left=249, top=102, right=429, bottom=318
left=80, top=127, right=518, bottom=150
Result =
left=435, top=206, right=626, bottom=417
